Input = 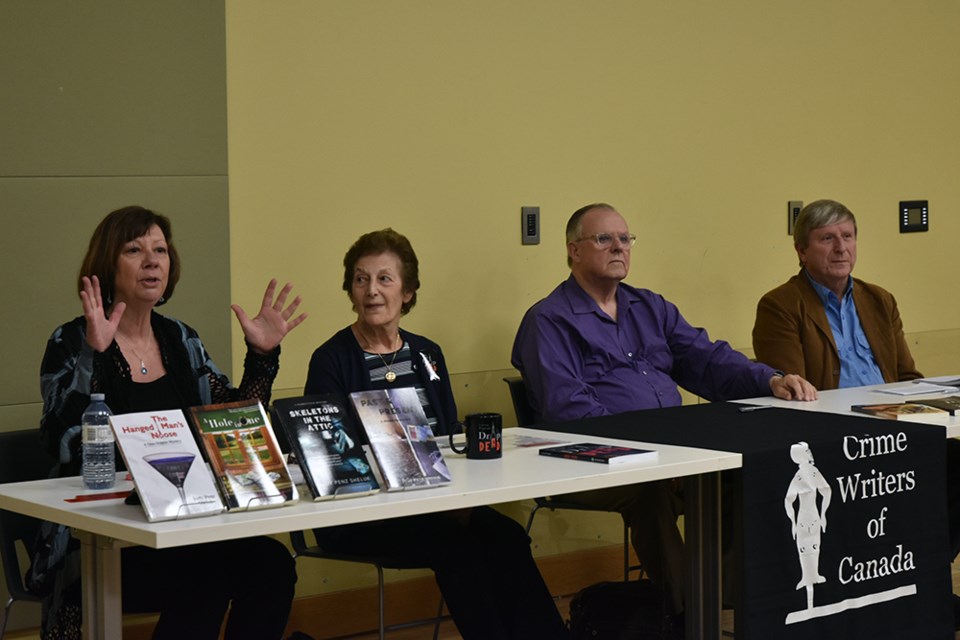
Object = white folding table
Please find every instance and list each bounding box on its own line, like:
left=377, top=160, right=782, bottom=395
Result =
left=0, top=426, right=741, bottom=640
left=737, top=380, right=960, bottom=438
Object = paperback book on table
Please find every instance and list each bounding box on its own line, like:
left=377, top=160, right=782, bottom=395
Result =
left=273, top=394, right=380, bottom=501
left=911, top=396, right=960, bottom=416
left=348, top=387, right=452, bottom=491
left=538, top=442, right=659, bottom=465
left=189, top=399, right=299, bottom=511
left=110, top=409, right=225, bottom=522
left=850, top=402, right=951, bottom=423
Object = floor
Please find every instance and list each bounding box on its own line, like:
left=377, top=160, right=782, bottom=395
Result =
left=324, top=607, right=717, bottom=640
left=319, top=564, right=960, bottom=640
left=7, top=568, right=960, bottom=639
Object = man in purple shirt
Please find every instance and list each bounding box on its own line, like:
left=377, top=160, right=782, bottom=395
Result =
left=511, top=202, right=816, bottom=619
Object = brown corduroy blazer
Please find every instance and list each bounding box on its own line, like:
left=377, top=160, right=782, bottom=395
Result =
left=752, top=270, right=922, bottom=390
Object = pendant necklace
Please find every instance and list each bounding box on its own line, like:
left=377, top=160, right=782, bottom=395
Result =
left=116, top=333, right=149, bottom=375
left=359, top=327, right=401, bottom=383
left=380, top=349, right=399, bottom=383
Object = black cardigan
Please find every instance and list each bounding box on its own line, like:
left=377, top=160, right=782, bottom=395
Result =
left=304, top=326, right=461, bottom=435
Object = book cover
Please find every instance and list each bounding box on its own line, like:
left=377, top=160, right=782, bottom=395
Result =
left=538, top=442, right=659, bottom=465
left=348, top=387, right=452, bottom=491
left=850, top=402, right=951, bottom=423
left=110, top=409, right=224, bottom=522
left=912, top=396, right=960, bottom=416
left=272, top=394, right=380, bottom=501
left=189, top=399, right=299, bottom=510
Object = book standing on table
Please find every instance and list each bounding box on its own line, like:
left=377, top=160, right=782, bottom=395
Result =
left=273, top=394, right=380, bottom=501
left=189, top=399, right=299, bottom=510
left=349, top=387, right=452, bottom=491
left=111, top=408, right=225, bottom=521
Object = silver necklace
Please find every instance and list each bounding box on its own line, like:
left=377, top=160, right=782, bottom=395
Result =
left=116, top=333, right=149, bottom=375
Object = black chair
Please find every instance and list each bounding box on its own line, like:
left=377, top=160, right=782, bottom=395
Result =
left=503, top=376, right=640, bottom=581
left=289, top=530, right=445, bottom=640
left=0, top=429, right=56, bottom=639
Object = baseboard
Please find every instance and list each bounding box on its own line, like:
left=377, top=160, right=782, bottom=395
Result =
left=121, top=543, right=630, bottom=639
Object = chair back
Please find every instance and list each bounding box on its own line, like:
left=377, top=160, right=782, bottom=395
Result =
left=502, top=376, right=537, bottom=427
left=0, top=429, right=56, bottom=605
left=288, top=529, right=311, bottom=557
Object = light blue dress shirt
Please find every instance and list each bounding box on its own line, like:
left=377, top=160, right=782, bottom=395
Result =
left=805, top=272, right=884, bottom=388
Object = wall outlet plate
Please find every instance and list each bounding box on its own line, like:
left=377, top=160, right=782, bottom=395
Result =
left=788, top=201, right=803, bottom=235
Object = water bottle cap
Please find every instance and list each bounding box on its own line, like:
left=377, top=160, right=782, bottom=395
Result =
left=90, top=393, right=106, bottom=401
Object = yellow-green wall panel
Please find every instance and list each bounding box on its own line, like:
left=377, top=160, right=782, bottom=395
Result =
left=226, top=0, right=960, bottom=391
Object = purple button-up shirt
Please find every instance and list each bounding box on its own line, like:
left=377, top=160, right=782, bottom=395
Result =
left=511, top=276, right=776, bottom=423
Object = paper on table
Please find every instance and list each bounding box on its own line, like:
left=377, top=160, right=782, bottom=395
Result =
left=510, top=434, right=570, bottom=448
left=876, top=382, right=959, bottom=396
left=916, top=376, right=960, bottom=387
left=441, top=433, right=569, bottom=449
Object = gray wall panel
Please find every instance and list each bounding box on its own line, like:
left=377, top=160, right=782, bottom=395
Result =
left=0, top=1, right=229, bottom=631
left=0, top=176, right=231, bottom=427
left=0, top=0, right=226, bottom=177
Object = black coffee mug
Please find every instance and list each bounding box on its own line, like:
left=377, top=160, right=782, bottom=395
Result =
left=449, top=413, right=503, bottom=459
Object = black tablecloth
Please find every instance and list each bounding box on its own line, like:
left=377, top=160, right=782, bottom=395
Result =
left=538, top=402, right=953, bottom=639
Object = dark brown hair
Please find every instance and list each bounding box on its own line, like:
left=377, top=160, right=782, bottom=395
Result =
left=342, top=228, right=419, bottom=315
left=78, top=206, right=181, bottom=306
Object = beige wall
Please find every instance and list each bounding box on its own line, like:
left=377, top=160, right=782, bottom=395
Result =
left=225, top=0, right=960, bottom=405
left=225, top=1, right=960, bottom=603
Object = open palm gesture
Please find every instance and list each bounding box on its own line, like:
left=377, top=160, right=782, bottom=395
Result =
left=231, top=279, right=307, bottom=353
left=80, top=275, right=126, bottom=352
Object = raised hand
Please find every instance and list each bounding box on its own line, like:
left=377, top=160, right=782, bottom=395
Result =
left=80, top=275, right=125, bottom=352
left=231, top=279, right=307, bottom=354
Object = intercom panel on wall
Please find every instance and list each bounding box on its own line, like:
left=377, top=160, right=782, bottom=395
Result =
left=899, top=200, right=928, bottom=233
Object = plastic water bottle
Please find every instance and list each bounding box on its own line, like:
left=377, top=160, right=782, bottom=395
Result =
left=82, top=393, right=115, bottom=490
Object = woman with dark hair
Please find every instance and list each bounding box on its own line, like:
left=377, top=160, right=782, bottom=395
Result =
left=36, top=205, right=306, bottom=640
left=304, top=228, right=566, bottom=640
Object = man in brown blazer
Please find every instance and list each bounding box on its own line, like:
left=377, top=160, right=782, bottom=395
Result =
left=753, top=198, right=960, bottom=627
left=752, top=199, right=921, bottom=390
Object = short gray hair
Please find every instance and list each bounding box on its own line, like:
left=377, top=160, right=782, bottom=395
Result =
left=793, top=199, right=857, bottom=252
left=566, top=203, right=616, bottom=267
